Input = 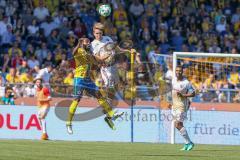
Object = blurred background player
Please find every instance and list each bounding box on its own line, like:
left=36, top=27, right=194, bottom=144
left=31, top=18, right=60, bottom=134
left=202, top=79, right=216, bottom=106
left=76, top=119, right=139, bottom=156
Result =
left=171, top=65, right=196, bottom=151
left=66, top=38, right=123, bottom=134
left=35, top=78, right=51, bottom=140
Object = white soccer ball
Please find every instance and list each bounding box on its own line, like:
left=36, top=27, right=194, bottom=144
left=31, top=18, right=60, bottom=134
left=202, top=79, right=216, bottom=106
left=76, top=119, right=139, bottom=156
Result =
left=98, top=4, right=111, bottom=17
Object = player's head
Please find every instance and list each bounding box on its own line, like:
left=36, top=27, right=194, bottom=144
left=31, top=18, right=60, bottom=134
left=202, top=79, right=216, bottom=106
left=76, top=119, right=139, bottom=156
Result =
left=79, top=38, right=90, bottom=50
left=34, top=78, right=43, bottom=88
left=93, top=22, right=104, bottom=40
left=175, top=65, right=183, bottom=79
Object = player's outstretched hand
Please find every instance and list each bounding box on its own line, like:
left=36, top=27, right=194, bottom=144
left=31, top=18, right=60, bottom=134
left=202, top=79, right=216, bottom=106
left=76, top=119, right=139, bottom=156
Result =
left=130, top=49, right=136, bottom=53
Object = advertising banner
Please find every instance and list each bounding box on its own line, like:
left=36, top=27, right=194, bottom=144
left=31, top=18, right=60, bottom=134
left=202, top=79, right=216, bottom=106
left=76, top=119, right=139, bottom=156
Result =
left=0, top=105, right=239, bottom=145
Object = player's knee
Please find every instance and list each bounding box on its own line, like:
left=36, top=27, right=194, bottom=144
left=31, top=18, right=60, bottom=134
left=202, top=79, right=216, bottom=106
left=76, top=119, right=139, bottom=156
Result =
left=95, top=92, right=101, bottom=99
left=74, top=97, right=81, bottom=102
left=175, top=121, right=183, bottom=130
left=38, top=114, right=45, bottom=120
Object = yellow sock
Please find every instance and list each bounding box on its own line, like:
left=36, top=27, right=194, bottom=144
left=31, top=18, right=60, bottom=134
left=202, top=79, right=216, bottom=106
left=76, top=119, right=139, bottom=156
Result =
left=67, top=100, right=78, bottom=125
left=98, top=97, right=114, bottom=117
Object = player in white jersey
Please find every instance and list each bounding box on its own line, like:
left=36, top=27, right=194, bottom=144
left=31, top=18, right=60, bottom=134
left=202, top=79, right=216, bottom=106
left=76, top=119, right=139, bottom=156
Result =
left=172, top=65, right=196, bottom=151
left=91, top=22, right=127, bottom=120
left=91, top=23, right=119, bottom=89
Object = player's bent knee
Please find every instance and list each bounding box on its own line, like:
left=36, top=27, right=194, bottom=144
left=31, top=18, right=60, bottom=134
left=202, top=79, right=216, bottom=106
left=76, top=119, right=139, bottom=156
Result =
left=95, top=91, right=102, bottom=99
left=175, top=121, right=183, bottom=130
left=74, top=97, right=81, bottom=102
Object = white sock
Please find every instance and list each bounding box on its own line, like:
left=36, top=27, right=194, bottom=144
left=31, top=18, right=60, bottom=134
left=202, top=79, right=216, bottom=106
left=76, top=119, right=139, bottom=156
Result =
left=179, top=127, right=191, bottom=144
left=41, top=119, right=47, bottom=134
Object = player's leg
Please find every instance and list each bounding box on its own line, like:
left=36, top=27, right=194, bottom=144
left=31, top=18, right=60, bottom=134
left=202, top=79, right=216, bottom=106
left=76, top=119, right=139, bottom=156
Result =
left=86, top=78, right=123, bottom=130
left=173, top=110, right=194, bottom=151
left=66, top=78, right=83, bottom=134
left=102, top=66, right=123, bottom=115
left=38, top=107, right=50, bottom=140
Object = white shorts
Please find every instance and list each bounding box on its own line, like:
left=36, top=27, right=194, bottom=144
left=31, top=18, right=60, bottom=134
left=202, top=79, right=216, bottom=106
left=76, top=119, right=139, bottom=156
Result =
left=172, top=109, right=187, bottom=122
left=38, top=107, right=50, bottom=118
left=101, top=65, right=119, bottom=88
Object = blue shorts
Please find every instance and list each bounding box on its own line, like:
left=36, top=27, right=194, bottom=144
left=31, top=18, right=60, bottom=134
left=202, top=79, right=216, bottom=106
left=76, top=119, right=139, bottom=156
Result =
left=73, top=78, right=99, bottom=98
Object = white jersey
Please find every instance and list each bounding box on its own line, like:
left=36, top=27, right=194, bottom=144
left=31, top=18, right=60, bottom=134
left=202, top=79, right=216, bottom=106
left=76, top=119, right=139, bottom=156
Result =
left=91, top=36, right=113, bottom=55
left=172, top=77, right=195, bottom=112
left=91, top=36, right=119, bottom=87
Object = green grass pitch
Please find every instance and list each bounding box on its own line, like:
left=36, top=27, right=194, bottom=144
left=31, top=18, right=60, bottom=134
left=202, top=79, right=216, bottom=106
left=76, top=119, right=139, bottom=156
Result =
left=0, top=140, right=240, bottom=160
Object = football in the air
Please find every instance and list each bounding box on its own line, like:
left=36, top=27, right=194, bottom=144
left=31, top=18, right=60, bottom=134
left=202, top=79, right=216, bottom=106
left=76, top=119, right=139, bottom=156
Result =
left=98, top=4, right=111, bottom=17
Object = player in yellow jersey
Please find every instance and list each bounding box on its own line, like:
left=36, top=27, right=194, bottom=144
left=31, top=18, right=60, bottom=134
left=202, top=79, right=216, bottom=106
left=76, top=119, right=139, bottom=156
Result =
left=66, top=38, right=123, bottom=134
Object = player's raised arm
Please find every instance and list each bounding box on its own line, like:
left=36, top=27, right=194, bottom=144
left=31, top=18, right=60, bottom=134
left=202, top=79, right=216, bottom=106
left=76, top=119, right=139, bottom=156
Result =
left=72, top=39, right=82, bottom=55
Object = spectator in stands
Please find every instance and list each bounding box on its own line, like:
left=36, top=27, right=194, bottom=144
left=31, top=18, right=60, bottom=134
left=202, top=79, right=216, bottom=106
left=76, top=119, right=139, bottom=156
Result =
left=22, top=7, right=34, bottom=27
left=59, top=17, right=71, bottom=41
left=216, top=17, right=227, bottom=34
left=0, top=16, right=8, bottom=37
left=47, top=29, right=60, bottom=51
left=22, top=83, right=35, bottom=97
left=19, top=71, right=34, bottom=83
left=27, top=18, right=39, bottom=39
left=190, top=75, right=203, bottom=92
left=18, top=60, right=29, bottom=74
left=8, top=41, right=23, bottom=57
left=42, top=51, right=53, bottom=67
left=27, top=55, right=40, bottom=69
left=1, top=86, right=17, bottom=105
left=6, top=68, right=20, bottom=83
left=40, top=16, right=58, bottom=37
left=35, top=42, right=48, bottom=64
left=14, top=19, right=26, bottom=38
left=113, top=4, right=128, bottom=30
left=1, top=24, right=15, bottom=48
left=208, top=42, right=221, bottom=53
left=227, top=67, right=240, bottom=89
left=25, top=43, right=35, bottom=58
left=129, top=0, right=144, bottom=27
left=203, top=74, right=217, bottom=89
left=72, top=18, right=86, bottom=38
left=33, top=0, right=49, bottom=22
left=233, top=90, right=240, bottom=103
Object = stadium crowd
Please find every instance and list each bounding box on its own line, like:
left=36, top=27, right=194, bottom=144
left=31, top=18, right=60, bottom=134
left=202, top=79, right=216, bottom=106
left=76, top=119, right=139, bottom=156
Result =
left=0, top=0, right=239, bottom=103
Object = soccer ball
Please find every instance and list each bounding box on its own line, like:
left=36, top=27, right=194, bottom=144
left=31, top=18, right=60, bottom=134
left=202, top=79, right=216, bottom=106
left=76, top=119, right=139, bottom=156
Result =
left=98, top=4, right=111, bottom=17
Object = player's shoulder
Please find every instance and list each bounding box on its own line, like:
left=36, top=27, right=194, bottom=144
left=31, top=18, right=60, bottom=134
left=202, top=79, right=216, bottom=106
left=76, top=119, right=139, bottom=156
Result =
left=91, top=39, right=98, bottom=44
left=42, top=87, right=50, bottom=92
left=102, top=36, right=113, bottom=42
left=76, top=48, right=87, bottom=55
left=42, top=87, right=50, bottom=94
left=172, top=77, right=190, bottom=84
left=183, top=77, right=190, bottom=83
left=77, top=47, right=85, bottom=52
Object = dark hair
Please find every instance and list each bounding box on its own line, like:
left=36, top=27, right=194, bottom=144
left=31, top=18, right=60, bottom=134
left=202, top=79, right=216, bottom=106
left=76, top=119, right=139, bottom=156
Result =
left=176, top=65, right=183, bottom=71
left=34, top=78, right=43, bottom=83
left=5, top=86, right=13, bottom=93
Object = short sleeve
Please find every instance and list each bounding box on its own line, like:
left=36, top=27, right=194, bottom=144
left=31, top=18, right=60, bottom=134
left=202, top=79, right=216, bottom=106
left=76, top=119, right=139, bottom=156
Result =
left=42, top=87, right=50, bottom=96
left=187, top=82, right=195, bottom=94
